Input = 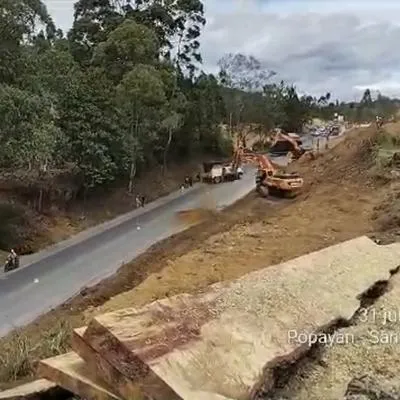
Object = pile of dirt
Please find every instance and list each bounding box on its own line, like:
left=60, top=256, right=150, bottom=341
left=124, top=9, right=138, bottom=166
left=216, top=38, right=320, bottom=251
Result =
left=371, top=182, right=400, bottom=234
left=291, top=126, right=378, bottom=189
left=175, top=208, right=219, bottom=227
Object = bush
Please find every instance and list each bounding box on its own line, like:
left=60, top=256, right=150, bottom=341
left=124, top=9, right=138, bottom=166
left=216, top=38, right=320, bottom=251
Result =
left=369, top=130, right=400, bottom=181
left=0, top=203, right=25, bottom=250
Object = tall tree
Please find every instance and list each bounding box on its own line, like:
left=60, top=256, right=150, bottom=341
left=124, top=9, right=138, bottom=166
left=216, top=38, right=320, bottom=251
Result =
left=180, top=73, right=226, bottom=155
left=116, top=64, right=166, bottom=192
left=57, top=67, right=125, bottom=190
left=0, top=0, right=56, bottom=83
left=92, top=19, right=159, bottom=83
left=218, top=53, right=276, bottom=136
left=218, top=53, right=276, bottom=91
left=361, top=88, right=372, bottom=105
left=68, top=0, right=122, bottom=64
left=70, top=0, right=206, bottom=71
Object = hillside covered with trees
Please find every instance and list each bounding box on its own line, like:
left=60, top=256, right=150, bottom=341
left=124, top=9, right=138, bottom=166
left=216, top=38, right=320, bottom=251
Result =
left=0, top=0, right=399, bottom=252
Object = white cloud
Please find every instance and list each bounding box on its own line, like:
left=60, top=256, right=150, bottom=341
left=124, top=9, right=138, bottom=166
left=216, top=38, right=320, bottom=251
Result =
left=44, top=0, right=400, bottom=100
left=201, top=0, right=400, bottom=100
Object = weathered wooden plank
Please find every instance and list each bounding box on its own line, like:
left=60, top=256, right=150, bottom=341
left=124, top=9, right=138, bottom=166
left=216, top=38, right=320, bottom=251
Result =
left=83, top=237, right=400, bottom=400
left=75, top=324, right=181, bottom=400
left=72, top=326, right=154, bottom=400
left=38, top=352, right=121, bottom=400
left=0, top=379, right=67, bottom=400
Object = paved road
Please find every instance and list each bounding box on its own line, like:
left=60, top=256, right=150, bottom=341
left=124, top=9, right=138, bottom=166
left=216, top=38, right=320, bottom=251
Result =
left=0, top=166, right=257, bottom=336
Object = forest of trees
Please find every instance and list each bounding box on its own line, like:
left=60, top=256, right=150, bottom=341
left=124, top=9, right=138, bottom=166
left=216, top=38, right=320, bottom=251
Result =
left=1, top=0, right=399, bottom=200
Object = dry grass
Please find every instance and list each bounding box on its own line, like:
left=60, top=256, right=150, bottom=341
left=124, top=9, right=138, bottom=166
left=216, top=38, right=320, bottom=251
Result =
left=0, top=321, right=71, bottom=388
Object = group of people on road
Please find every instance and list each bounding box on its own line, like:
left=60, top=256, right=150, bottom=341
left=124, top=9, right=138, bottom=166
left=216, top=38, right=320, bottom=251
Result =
left=136, top=174, right=197, bottom=206
left=180, top=175, right=193, bottom=191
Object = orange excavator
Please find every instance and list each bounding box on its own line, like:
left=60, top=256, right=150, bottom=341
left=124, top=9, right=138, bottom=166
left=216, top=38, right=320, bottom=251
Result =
left=271, top=133, right=306, bottom=160
left=269, top=132, right=314, bottom=162
left=237, top=144, right=304, bottom=197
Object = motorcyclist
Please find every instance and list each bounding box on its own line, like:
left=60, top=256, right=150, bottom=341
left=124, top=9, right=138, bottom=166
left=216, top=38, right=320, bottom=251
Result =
left=4, top=249, right=19, bottom=272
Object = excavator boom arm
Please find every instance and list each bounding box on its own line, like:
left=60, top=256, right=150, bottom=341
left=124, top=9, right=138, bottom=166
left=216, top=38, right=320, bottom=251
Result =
left=240, top=150, right=276, bottom=174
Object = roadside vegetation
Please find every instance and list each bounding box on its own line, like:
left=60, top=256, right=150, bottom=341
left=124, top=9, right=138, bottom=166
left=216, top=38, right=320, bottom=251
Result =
left=0, top=321, right=71, bottom=385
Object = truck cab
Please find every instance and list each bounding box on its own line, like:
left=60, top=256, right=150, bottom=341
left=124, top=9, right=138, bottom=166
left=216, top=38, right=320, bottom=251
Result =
left=201, top=161, right=243, bottom=183
left=201, top=162, right=224, bottom=183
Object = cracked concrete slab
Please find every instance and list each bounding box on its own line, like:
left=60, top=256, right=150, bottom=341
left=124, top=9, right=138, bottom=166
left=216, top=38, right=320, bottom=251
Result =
left=71, top=327, right=142, bottom=400
left=38, top=352, right=121, bottom=400
left=80, top=236, right=400, bottom=400
left=273, top=264, right=400, bottom=400
left=0, top=379, right=65, bottom=400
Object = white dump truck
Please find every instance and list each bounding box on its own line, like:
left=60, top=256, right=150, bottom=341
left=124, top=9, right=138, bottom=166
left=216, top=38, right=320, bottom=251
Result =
left=200, top=161, right=243, bottom=184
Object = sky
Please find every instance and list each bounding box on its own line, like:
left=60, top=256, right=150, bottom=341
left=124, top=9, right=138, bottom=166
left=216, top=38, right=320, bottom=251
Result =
left=44, top=0, right=400, bottom=101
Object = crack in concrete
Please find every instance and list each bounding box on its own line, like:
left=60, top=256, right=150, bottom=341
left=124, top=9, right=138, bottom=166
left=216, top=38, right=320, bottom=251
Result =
left=252, top=264, right=400, bottom=400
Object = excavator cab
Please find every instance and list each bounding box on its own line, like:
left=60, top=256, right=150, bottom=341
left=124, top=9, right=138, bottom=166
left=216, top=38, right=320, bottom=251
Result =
left=256, top=170, right=303, bottom=197
left=238, top=141, right=304, bottom=198
left=270, top=132, right=309, bottom=161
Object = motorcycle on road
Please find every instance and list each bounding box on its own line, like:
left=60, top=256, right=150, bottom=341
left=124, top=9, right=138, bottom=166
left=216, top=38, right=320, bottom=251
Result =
left=4, top=255, right=20, bottom=273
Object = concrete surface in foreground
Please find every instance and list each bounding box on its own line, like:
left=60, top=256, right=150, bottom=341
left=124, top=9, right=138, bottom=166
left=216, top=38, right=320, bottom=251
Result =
left=0, top=379, right=63, bottom=400
left=277, top=254, right=400, bottom=400
left=0, top=166, right=256, bottom=336
left=38, top=352, right=121, bottom=400
left=79, top=236, right=400, bottom=400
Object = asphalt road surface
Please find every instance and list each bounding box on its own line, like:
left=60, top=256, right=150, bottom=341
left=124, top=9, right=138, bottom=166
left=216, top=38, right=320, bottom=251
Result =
left=0, top=166, right=257, bottom=336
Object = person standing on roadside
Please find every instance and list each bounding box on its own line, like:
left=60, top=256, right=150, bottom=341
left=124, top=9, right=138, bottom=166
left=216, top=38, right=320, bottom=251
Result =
left=184, top=176, right=190, bottom=188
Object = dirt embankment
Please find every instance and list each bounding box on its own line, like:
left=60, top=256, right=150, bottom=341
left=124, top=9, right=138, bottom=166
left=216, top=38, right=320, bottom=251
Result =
left=1, top=124, right=400, bottom=392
